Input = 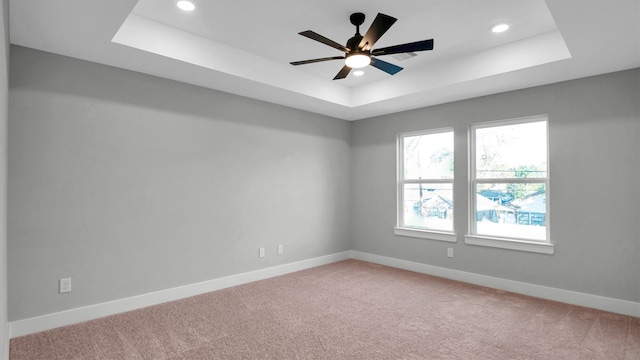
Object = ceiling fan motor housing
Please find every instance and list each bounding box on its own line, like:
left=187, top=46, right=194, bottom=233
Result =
left=347, top=35, right=364, bottom=52
left=345, top=34, right=371, bottom=68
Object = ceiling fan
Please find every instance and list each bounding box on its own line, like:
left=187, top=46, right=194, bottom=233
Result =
left=290, top=12, right=434, bottom=80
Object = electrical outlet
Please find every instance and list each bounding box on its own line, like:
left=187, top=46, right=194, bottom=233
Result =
left=259, top=247, right=265, bottom=258
left=277, top=244, right=284, bottom=255
left=59, top=278, right=72, bottom=293
left=447, top=248, right=454, bottom=258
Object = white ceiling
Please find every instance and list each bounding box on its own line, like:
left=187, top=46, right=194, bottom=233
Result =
left=8, top=0, right=640, bottom=121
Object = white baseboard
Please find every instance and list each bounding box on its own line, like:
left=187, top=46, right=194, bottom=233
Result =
left=350, top=250, right=640, bottom=318
left=9, top=251, right=351, bottom=338
left=9, top=250, right=639, bottom=339
left=3, top=323, right=8, bottom=360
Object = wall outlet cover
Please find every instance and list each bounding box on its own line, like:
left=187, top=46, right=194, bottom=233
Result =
left=59, top=278, right=72, bottom=293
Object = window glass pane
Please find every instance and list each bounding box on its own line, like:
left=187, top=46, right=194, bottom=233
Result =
left=403, top=183, right=453, bottom=232
left=403, top=131, right=454, bottom=180
left=475, top=183, right=546, bottom=241
left=475, top=121, right=547, bottom=179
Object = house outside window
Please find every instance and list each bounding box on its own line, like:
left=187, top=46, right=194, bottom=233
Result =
left=466, top=115, right=553, bottom=254
left=395, top=128, right=456, bottom=242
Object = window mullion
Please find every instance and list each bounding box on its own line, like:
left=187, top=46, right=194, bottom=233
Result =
left=403, top=178, right=454, bottom=184
left=475, top=178, right=547, bottom=184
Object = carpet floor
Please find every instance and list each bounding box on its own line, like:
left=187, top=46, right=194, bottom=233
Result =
left=9, top=260, right=640, bottom=359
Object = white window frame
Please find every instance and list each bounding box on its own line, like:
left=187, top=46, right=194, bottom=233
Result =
left=395, top=128, right=456, bottom=243
left=465, top=115, right=554, bottom=254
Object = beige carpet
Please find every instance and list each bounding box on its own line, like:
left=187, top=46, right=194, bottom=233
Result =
left=10, top=260, right=640, bottom=359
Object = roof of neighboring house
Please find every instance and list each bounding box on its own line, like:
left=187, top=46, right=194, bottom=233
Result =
left=512, top=191, right=546, bottom=213
left=476, top=194, right=513, bottom=212
left=421, top=190, right=513, bottom=212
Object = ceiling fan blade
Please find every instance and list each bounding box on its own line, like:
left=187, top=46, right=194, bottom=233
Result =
left=290, top=56, right=345, bottom=66
left=358, top=13, right=397, bottom=51
left=333, top=65, right=352, bottom=80
left=299, top=30, right=349, bottom=52
left=371, top=39, right=434, bottom=56
left=370, top=57, right=403, bottom=75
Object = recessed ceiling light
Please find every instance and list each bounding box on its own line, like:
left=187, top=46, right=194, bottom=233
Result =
left=491, top=24, right=510, bottom=33
left=176, top=0, right=196, bottom=11
left=353, top=70, right=365, bottom=77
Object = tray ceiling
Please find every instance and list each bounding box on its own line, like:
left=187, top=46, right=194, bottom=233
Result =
left=9, top=0, right=640, bottom=120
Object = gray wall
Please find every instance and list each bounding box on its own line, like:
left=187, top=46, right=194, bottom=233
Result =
left=352, top=69, right=640, bottom=302
left=1, top=0, right=8, bottom=356
left=6, top=44, right=640, bottom=323
left=8, top=46, right=351, bottom=320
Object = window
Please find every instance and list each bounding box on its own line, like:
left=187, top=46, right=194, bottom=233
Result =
left=466, top=116, right=553, bottom=254
left=396, top=129, right=455, bottom=242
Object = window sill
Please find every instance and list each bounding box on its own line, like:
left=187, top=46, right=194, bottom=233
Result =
left=394, top=227, right=457, bottom=242
left=464, top=235, right=554, bottom=254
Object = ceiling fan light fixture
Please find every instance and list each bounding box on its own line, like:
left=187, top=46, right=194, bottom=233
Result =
left=176, top=0, right=196, bottom=12
left=353, top=70, right=365, bottom=76
left=345, top=53, right=371, bottom=69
